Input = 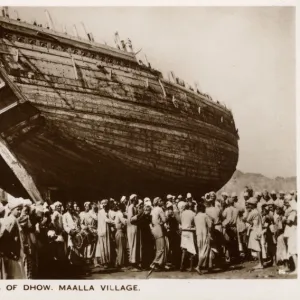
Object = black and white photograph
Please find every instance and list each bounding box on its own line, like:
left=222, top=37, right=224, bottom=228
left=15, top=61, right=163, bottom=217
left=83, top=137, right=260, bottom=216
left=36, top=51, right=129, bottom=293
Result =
left=0, top=5, right=297, bottom=282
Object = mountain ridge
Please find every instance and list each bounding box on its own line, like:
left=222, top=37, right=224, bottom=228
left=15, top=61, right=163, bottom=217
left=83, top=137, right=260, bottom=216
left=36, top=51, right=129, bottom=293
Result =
left=219, top=170, right=297, bottom=196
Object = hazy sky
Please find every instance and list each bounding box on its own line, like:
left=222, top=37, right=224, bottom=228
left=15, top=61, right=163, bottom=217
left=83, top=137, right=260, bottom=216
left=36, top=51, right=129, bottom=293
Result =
left=10, top=7, right=296, bottom=178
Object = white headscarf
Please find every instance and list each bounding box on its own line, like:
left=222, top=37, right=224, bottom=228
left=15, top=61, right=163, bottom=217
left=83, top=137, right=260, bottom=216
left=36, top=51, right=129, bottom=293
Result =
left=129, top=194, right=137, bottom=201
left=186, top=192, right=192, bottom=199
left=8, top=198, right=23, bottom=211
left=22, top=199, right=33, bottom=207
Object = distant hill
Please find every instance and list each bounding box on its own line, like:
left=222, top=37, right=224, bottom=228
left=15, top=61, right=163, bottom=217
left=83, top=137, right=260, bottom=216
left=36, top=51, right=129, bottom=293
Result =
left=218, top=170, right=297, bottom=196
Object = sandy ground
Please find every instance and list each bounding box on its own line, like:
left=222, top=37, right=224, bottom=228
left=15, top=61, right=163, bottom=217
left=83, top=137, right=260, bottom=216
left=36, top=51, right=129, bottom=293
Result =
left=81, top=261, right=296, bottom=280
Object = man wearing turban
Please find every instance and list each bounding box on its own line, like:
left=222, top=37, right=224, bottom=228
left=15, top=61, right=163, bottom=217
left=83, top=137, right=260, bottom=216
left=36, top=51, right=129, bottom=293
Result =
left=0, top=198, right=26, bottom=279
left=126, top=194, right=142, bottom=271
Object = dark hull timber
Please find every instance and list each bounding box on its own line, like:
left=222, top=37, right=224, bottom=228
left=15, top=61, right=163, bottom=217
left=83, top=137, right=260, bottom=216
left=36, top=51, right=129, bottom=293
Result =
left=0, top=16, right=239, bottom=202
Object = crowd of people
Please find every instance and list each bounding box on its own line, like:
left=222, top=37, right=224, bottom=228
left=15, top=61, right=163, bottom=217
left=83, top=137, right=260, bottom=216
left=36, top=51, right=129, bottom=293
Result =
left=0, top=187, right=297, bottom=279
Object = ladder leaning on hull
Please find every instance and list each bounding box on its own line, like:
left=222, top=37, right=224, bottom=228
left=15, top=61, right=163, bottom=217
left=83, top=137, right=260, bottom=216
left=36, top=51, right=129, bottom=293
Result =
left=0, top=67, right=43, bottom=203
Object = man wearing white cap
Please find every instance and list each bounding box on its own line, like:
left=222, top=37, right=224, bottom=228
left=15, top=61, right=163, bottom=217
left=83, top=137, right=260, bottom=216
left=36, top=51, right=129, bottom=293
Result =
left=278, top=191, right=285, bottom=200
left=114, top=202, right=127, bottom=269
left=120, top=196, right=127, bottom=205
left=232, top=192, right=247, bottom=257
left=180, top=202, right=196, bottom=272
left=0, top=198, right=26, bottom=279
left=127, top=194, right=142, bottom=271
left=165, top=201, right=173, bottom=217
left=80, top=202, right=91, bottom=223
left=217, top=192, right=228, bottom=211
left=186, top=193, right=197, bottom=211
left=206, top=192, right=222, bottom=232
left=205, top=193, right=224, bottom=264
left=51, top=202, right=63, bottom=230
left=256, top=192, right=266, bottom=214
left=239, top=191, right=250, bottom=210
left=166, top=194, right=173, bottom=201
left=274, top=192, right=284, bottom=208
left=231, top=192, right=238, bottom=206
left=245, top=198, right=266, bottom=269
left=18, top=199, right=38, bottom=279
left=194, top=201, right=212, bottom=275
left=21, top=199, right=33, bottom=207
left=283, top=195, right=297, bottom=275
left=108, top=199, right=117, bottom=221
left=270, top=191, right=277, bottom=201
left=50, top=202, right=66, bottom=262
left=222, top=197, right=238, bottom=262
left=165, top=201, right=181, bottom=269
left=186, top=193, right=192, bottom=200
left=209, top=191, right=217, bottom=202
left=80, top=202, right=97, bottom=264
left=262, top=189, right=270, bottom=202
left=96, top=199, right=114, bottom=268
left=150, top=197, right=167, bottom=270
left=144, top=197, right=152, bottom=209
left=62, top=202, right=81, bottom=262
left=288, top=193, right=297, bottom=211
left=177, top=195, right=186, bottom=214
left=221, top=192, right=228, bottom=201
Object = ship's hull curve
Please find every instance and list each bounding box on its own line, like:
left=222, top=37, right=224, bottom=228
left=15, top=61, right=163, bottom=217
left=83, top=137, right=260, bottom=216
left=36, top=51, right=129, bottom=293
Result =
left=0, top=17, right=239, bottom=201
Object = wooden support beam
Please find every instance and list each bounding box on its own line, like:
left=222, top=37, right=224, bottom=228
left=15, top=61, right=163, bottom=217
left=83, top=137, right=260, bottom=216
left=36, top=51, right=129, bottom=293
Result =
left=0, top=136, right=44, bottom=203
left=0, top=67, right=27, bottom=103
left=0, top=101, right=18, bottom=115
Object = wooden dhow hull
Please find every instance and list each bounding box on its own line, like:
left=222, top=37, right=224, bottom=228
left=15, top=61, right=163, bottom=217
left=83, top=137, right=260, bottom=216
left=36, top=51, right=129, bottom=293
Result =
left=0, top=16, right=239, bottom=202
